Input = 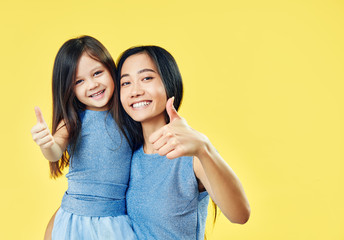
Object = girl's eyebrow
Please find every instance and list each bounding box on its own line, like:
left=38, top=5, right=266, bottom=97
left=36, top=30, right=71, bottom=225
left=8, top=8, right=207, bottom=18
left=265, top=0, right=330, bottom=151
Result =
left=76, top=64, right=103, bottom=79
left=120, top=68, right=156, bottom=80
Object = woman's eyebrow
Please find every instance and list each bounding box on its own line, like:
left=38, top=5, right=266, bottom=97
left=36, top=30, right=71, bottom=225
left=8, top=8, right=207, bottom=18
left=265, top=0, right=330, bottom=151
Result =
left=120, top=73, right=129, bottom=80
left=121, top=68, right=156, bottom=80
left=137, top=68, right=156, bottom=74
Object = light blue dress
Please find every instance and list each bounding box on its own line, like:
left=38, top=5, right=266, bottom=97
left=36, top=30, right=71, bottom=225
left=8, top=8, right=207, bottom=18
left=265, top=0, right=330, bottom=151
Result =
left=126, top=146, right=209, bottom=240
left=52, top=110, right=136, bottom=240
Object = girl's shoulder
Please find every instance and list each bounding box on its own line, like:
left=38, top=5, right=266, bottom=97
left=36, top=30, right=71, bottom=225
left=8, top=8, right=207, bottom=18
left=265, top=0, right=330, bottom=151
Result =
left=56, top=119, right=68, bottom=135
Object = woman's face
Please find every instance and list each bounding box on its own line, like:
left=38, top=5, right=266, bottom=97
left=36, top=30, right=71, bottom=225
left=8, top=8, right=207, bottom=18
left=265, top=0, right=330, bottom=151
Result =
left=120, top=53, right=167, bottom=124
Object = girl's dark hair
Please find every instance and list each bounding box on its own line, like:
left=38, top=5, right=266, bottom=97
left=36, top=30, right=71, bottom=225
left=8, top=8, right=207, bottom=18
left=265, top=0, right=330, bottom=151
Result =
left=116, top=46, right=183, bottom=150
left=50, top=35, right=117, bottom=178
left=116, top=46, right=218, bottom=233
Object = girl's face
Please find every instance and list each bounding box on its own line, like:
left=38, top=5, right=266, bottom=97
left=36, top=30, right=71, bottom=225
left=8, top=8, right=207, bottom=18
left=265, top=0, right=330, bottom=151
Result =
left=74, top=52, right=114, bottom=111
left=120, top=53, right=167, bottom=124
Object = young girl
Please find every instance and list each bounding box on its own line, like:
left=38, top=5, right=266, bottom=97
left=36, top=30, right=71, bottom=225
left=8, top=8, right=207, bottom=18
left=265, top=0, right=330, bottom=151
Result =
left=117, top=46, right=251, bottom=239
left=31, top=36, right=136, bottom=240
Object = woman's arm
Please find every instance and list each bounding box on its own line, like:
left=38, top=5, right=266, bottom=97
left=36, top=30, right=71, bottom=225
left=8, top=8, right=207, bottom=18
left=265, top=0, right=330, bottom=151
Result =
left=31, top=107, right=68, bottom=162
left=149, top=98, right=250, bottom=224
left=193, top=142, right=250, bottom=224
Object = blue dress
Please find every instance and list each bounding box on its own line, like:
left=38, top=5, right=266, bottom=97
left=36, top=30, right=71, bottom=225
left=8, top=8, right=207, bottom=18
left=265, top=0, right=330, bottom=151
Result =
left=126, top=146, right=209, bottom=240
left=52, top=110, right=136, bottom=240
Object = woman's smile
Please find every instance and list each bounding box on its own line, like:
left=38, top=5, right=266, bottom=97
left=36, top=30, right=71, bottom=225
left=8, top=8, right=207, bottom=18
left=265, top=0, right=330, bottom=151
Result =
left=131, top=100, right=152, bottom=109
left=120, top=53, right=167, bottom=123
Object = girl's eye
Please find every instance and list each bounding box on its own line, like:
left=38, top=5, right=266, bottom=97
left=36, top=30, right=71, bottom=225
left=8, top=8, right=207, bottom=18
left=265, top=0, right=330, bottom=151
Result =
left=94, top=70, right=103, bottom=76
left=75, top=79, right=83, bottom=85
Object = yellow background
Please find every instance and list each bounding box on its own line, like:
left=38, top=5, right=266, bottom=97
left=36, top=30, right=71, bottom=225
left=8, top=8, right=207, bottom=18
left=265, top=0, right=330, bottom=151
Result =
left=0, top=0, right=343, bottom=239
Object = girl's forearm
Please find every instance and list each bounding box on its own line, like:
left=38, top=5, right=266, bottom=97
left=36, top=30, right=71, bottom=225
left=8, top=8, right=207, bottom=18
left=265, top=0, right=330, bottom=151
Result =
left=41, top=142, right=64, bottom=162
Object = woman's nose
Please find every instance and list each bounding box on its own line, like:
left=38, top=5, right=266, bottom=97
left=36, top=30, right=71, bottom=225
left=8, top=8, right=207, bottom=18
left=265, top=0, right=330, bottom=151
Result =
left=130, top=83, right=144, bottom=97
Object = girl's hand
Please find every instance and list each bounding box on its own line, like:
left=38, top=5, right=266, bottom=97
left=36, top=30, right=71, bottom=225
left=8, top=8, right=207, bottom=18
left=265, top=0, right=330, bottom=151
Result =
left=31, top=107, right=55, bottom=149
left=149, top=97, right=208, bottom=159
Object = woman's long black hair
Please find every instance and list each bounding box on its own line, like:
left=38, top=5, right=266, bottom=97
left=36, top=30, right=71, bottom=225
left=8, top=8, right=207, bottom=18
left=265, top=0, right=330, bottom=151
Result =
left=50, top=35, right=117, bottom=178
left=116, top=46, right=218, bottom=235
left=115, top=46, right=183, bottom=151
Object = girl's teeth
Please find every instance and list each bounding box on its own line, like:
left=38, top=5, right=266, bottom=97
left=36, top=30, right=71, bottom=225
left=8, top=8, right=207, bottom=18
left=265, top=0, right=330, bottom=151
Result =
left=133, top=101, right=150, bottom=108
left=91, top=90, right=104, bottom=97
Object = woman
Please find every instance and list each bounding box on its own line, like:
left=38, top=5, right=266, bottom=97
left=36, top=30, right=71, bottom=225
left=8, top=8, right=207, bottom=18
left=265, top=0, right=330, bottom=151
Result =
left=117, top=46, right=250, bottom=239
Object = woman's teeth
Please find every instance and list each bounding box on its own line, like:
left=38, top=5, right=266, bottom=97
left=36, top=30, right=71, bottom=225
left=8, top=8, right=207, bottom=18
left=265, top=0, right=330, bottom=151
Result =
left=132, top=101, right=151, bottom=108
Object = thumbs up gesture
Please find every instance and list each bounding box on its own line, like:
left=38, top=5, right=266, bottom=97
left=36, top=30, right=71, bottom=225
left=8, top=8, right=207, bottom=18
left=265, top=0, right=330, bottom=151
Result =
left=149, top=97, right=208, bottom=159
left=31, top=107, right=55, bottom=148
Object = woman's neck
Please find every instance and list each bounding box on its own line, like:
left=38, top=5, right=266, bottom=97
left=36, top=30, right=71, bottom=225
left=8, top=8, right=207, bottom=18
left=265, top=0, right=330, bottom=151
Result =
left=141, top=117, right=167, bottom=154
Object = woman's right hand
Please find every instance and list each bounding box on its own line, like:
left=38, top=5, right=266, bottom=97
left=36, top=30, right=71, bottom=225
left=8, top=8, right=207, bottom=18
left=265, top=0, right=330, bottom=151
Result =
left=149, top=97, right=209, bottom=159
left=31, top=107, right=55, bottom=149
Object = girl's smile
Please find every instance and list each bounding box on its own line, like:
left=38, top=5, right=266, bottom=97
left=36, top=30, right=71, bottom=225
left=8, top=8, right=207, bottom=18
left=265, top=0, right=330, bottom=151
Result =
left=74, top=52, right=114, bottom=111
left=88, top=89, right=105, bottom=99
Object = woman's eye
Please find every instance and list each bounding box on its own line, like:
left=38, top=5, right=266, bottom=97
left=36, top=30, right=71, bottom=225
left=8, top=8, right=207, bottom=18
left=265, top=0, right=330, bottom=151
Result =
left=75, top=79, right=83, bottom=85
left=143, top=77, right=153, bottom=81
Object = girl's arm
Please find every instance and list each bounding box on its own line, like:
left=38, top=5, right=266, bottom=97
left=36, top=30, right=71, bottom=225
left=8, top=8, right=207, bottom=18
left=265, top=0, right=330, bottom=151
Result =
left=149, top=98, right=250, bottom=224
left=31, top=107, right=69, bottom=162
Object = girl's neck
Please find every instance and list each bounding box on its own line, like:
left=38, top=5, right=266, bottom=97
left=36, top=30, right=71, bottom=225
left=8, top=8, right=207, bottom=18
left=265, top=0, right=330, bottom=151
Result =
left=141, top=117, right=167, bottom=154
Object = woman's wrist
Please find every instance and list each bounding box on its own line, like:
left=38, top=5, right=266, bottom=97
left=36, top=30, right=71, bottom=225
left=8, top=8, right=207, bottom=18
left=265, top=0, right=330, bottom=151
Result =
left=195, top=133, right=213, bottom=160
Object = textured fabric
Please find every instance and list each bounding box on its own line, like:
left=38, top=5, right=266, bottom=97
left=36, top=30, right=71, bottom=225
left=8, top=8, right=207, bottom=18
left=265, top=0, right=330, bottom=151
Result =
left=126, top=146, right=209, bottom=240
left=52, top=110, right=136, bottom=240
left=52, top=208, right=136, bottom=240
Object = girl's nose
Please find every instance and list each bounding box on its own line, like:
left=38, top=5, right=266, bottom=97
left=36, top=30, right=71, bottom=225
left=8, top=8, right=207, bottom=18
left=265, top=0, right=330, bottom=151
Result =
left=87, top=80, right=99, bottom=90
